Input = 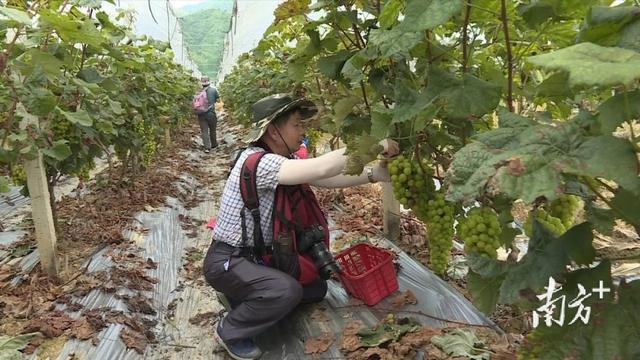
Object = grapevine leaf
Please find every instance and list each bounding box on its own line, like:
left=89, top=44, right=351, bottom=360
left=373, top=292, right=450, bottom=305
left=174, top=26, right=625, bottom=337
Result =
left=0, top=6, right=31, bottom=25
left=0, top=177, right=10, bottom=193
left=561, top=222, right=595, bottom=266
left=378, top=0, right=403, bottom=29
left=104, top=100, right=122, bottom=117
left=425, top=69, right=501, bottom=120
left=78, top=68, right=104, bottom=83
left=367, top=28, right=423, bottom=58
left=39, top=10, right=105, bottom=47
left=596, top=90, right=640, bottom=133
left=333, top=96, right=360, bottom=125
left=467, top=253, right=509, bottom=278
left=431, top=328, right=490, bottom=360
left=499, top=221, right=570, bottom=304
left=127, top=95, right=143, bottom=108
left=577, top=6, right=640, bottom=46
left=357, top=319, right=421, bottom=347
left=392, top=81, right=439, bottom=124
left=42, top=141, right=72, bottom=161
left=370, top=107, right=392, bottom=139
left=563, top=135, right=640, bottom=197
left=0, top=333, right=38, bottom=353
left=344, top=134, right=383, bottom=175
left=536, top=72, right=574, bottom=100
left=341, top=53, right=367, bottom=84
left=618, top=19, right=640, bottom=52
left=317, top=50, right=351, bottom=80
left=17, top=49, right=64, bottom=80
left=58, top=108, right=93, bottom=127
left=467, top=270, right=504, bottom=315
left=398, top=0, right=464, bottom=32
left=527, top=42, right=640, bottom=87
left=23, top=87, right=57, bottom=116
left=585, top=203, right=615, bottom=236
left=610, top=187, right=640, bottom=229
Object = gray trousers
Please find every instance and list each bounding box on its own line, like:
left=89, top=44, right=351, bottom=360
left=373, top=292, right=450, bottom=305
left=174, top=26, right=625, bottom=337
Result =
left=203, top=241, right=328, bottom=341
left=197, top=111, right=217, bottom=149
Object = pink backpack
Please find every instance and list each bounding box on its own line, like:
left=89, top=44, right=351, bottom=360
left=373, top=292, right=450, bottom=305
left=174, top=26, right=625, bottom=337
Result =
left=192, top=89, right=209, bottom=114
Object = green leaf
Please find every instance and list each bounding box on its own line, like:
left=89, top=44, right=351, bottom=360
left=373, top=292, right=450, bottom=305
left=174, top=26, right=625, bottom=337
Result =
left=370, top=107, right=392, bottom=139
left=127, top=95, right=142, bottom=108
left=596, top=90, right=640, bottom=133
left=528, top=42, right=640, bottom=87
left=357, top=319, right=421, bottom=347
left=333, top=96, right=360, bottom=124
left=379, top=0, right=403, bottom=29
left=344, top=134, right=383, bottom=175
left=499, top=221, right=570, bottom=303
left=559, top=222, right=595, bottom=266
left=58, top=108, right=93, bottom=126
left=467, top=270, right=504, bottom=315
left=392, top=81, right=439, bottom=124
left=0, top=177, right=10, bottom=193
left=577, top=6, right=640, bottom=46
left=610, top=187, right=640, bottom=229
left=565, top=135, right=640, bottom=197
left=42, top=141, right=72, bottom=161
left=536, top=72, right=574, bottom=100
left=368, top=28, right=423, bottom=58
left=618, top=18, right=640, bottom=52
left=39, top=10, right=105, bottom=47
left=0, top=333, right=38, bottom=358
left=317, top=50, right=351, bottom=80
left=585, top=202, right=615, bottom=236
left=341, top=53, right=367, bottom=83
left=78, top=68, right=104, bottom=83
left=431, top=328, right=490, bottom=360
left=23, top=87, right=57, bottom=116
left=398, top=0, right=464, bottom=32
left=425, top=69, right=501, bottom=120
left=108, top=99, right=123, bottom=115
left=17, top=49, right=64, bottom=80
left=0, top=6, right=31, bottom=25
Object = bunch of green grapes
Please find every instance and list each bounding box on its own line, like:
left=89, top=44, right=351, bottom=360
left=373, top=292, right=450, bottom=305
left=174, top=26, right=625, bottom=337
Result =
left=10, top=165, right=26, bottom=186
left=133, top=121, right=158, bottom=166
left=421, top=190, right=455, bottom=274
left=71, top=159, right=95, bottom=182
left=388, top=155, right=435, bottom=212
left=305, top=128, right=323, bottom=156
left=548, top=194, right=583, bottom=229
left=458, top=207, right=502, bottom=258
left=524, top=208, right=566, bottom=237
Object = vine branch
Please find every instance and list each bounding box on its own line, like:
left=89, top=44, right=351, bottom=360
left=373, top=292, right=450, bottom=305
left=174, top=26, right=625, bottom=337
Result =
left=461, top=1, right=472, bottom=73
left=500, top=0, right=514, bottom=112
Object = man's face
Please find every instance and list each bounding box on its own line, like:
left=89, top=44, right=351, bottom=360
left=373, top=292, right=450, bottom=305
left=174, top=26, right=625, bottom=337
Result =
left=275, top=111, right=305, bottom=150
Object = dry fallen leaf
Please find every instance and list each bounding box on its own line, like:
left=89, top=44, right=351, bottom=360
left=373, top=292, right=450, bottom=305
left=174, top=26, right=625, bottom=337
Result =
left=304, top=333, right=335, bottom=354
left=389, top=290, right=418, bottom=308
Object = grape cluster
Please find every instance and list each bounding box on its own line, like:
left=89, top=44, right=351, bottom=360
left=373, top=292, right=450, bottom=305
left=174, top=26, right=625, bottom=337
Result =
left=548, top=194, right=583, bottom=229
left=422, top=191, right=455, bottom=274
left=458, top=207, right=502, bottom=258
left=388, top=155, right=435, bottom=211
left=524, top=208, right=566, bottom=237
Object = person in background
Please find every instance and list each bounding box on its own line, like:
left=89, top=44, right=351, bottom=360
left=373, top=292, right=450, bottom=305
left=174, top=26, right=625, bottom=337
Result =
left=197, top=76, right=220, bottom=153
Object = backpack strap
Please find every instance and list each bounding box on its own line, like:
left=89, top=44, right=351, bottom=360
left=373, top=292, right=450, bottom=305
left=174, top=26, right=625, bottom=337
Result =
left=239, top=152, right=268, bottom=256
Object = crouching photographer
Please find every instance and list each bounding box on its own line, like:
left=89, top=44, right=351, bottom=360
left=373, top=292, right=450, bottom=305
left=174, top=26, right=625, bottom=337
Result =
left=203, top=93, right=399, bottom=360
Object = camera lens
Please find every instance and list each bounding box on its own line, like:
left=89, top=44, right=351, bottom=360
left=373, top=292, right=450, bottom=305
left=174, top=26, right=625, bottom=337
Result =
left=309, top=242, right=342, bottom=279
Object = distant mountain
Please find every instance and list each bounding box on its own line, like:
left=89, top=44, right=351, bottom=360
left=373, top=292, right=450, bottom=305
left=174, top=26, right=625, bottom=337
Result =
left=175, top=0, right=234, bottom=16
left=180, top=6, right=232, bottom=79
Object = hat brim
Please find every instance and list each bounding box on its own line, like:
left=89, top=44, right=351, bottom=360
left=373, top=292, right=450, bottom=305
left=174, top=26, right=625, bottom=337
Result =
left=243, top=99, right=317, bottom=143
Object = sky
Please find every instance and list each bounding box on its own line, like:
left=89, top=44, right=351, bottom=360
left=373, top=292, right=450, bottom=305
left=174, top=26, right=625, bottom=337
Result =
left=169, top=0, right=207, bottom=9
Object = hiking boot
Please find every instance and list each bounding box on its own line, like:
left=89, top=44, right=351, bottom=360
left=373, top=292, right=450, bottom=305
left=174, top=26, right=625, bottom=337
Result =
left=213, top=318, right=262, bottom=360
left=204, top=148, right=211, bottom=154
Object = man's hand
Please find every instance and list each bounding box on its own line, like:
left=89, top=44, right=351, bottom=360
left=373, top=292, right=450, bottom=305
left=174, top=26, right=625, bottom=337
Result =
left=378, top=138, right=399, bottom=158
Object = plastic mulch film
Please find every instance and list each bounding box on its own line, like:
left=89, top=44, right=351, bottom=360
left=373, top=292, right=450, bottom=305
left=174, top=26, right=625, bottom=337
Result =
left=254, top=237, right=501, bottom=359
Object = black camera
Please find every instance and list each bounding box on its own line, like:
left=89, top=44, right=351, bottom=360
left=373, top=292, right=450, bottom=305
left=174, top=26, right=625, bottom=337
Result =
left=297, top=225, right=342, bottom=280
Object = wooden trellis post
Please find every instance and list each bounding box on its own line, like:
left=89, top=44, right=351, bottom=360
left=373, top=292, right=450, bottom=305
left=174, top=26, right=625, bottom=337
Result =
left=24, top=152, right=59, bottom=275
left=382, top=182, right=401, bottom=241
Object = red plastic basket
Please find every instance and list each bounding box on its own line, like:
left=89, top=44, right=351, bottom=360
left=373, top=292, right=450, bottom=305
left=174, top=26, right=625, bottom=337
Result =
left=335, top=243, right=399, bottom=306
